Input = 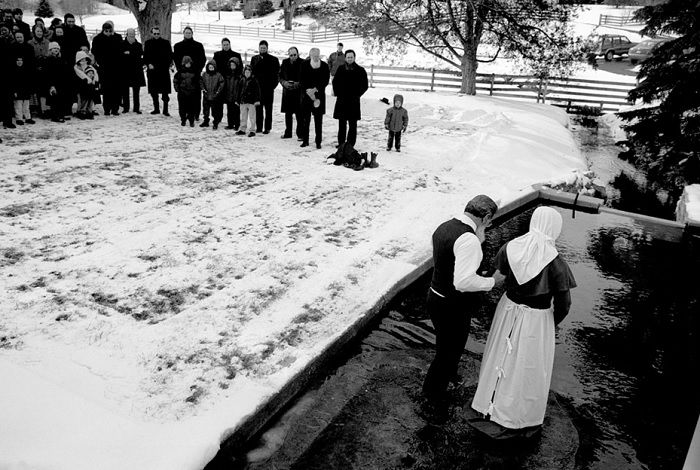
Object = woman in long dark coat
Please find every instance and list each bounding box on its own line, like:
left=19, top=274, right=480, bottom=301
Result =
left=332, top=49, right=368, bottom=148
left=121, top=28, right=145, bottom=113
left=143, top=26, right=172, bottom=115
left=91, top=22, right=124, bottom=115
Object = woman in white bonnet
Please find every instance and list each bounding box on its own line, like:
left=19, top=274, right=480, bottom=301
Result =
left=471, top=206, right=576, bottom=439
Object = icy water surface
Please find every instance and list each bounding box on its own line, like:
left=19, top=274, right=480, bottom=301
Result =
left=244, top=206, right=699, bottom=469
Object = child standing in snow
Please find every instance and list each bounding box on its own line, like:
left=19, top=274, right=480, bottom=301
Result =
left=11, top=56, right=34, bottom=125
left=173, top=55, right=201, bottom=127
left=199, top=59, right=224, bottom=130
left=235, top=64, right=261, bottom=137
left=384, top=94, right=408, bottom=152
left=73, top=50, right=99, bottom=120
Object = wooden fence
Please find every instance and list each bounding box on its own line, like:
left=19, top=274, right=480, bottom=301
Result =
left=179, top=22, right=355, bottom=43
left=599, top=13, right=645, bottom=27
left=368, top=65, right=636, bottom=112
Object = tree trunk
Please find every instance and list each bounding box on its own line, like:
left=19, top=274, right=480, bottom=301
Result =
left=283, top=0, right=294, bottom=31
left=460, top=45, right=478, bottom=95
left=123, top=0, right=175, bottom=43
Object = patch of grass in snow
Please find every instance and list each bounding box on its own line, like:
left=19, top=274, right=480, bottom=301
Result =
left=0, top=334, right=22, bottom=349
left=0, top=202, right=34, bottom=217
left=115, top=174, right=148, bottom=189
left=375, top=243, right=409, bottom=259
left=1, top=247, right=24, bottom=266
left=293, top=305, right=326, bottom=324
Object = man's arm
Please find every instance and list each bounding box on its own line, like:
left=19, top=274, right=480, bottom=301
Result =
left=453, top=234, right=495, bottom=292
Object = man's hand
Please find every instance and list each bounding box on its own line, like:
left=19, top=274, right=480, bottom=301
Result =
left=492, top=270, right=506, bottom=288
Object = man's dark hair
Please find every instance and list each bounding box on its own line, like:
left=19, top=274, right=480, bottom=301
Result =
left=102, top=22, right=113, bottom=32
left=222, top=37, right=230, bottom=44
left=259, top=39, right=268, bottom=47
left=12, top=8, right=22, bottom=15
left=464, top=195, right=498, bottom=219
left=337, top=42, right=343, bottom=47
left=345, top=49, right=356, bottom=58
left=183, top=26, right=193, bottom=34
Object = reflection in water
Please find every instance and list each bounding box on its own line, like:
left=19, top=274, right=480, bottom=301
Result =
left=367, top=206, right=699, bottom=470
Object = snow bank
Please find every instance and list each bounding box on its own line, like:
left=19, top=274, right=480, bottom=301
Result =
left=0, top=65, right=584, bottom=470
left=676, top=184, right=700, bottom=225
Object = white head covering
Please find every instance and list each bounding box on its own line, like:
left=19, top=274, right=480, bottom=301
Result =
left=506, top=206, right=563, bottom=285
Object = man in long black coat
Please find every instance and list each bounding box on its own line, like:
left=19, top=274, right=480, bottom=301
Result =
left=92, top=22, right=124, bottom=115
left=62, top=13, right=89, bottom=65
left=143, top=26, right=172, bottom=116
left=279, top=46, right=303, bottom=140
left=121, top=28, right=145, bottom=114
left=332, top=50, right=368, bottom=148
left=213, top=38, right=241, bottom=76
left=299, top=47, right=330, bottom=149
left=250, top=40, right=279, bottom=134
left=173, top=27, right=205, bottom=119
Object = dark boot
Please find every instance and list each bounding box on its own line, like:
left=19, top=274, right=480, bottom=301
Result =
left=367, top=152, right=379, bottom=169
left=150, top=96, right=160, bottom=115
left=162, top=101, right=170, bottom=117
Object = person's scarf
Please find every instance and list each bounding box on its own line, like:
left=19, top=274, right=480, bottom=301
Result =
left=505, top=206, right=562, bottom=285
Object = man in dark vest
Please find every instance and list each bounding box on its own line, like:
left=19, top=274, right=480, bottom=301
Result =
left=143, top=26, right=173, bottom=116
left=422, top=195, right=504, bottom=413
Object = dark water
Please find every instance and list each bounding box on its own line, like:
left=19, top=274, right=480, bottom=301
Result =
left=368, top=206, right=699, bottom=470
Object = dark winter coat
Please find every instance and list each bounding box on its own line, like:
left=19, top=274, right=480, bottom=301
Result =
left=332, top=62, right=368, bottom=121
left=91, top=32, right=124, bottom=89
left=11, top=41, right=35, bottom=70
left=250, top=52, right=280, bottom=92
left=173, top=38, right=205, bottom=74
left=143, top=37, right=172, bottom=94
left=200, top=60, right=224, bottom=102
left=328, top=51, right=345, bottom=76
left=222, top=57, right=242, bottom=104
left=62, top=25, right=89, bottom=67
left=173, top=68, right=200, bottom=98
left=299, top=59, right=330, bottom=115
left=43, top=54, right=72, bottom=94
left=28, top=37, right=49, bottom=60
left=237, top=74, right=261, bottom=105
left=213, top=48, right=241, bottom=76
left=279, top=57, right=303, bottom=113
left=385, top=94, right=409, bottom=132
left=10, top=63, right=33, bottom=99
left=122, top=38, right=145, bottom=87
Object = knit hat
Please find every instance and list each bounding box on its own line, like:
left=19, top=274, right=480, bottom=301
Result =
left=49, top=41, right=60, bottom=51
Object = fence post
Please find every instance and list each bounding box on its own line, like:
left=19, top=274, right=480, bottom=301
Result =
left=536, top=77, right=543, bottom=103
left=430, top=68, right=435, bottom=92
left=489, top=73, right=495, bottom=96
left=370, top=64, right=374, bottom=88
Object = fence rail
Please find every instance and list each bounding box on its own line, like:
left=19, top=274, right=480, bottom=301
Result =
left=368, top=65, right=637, bottom=112
left=180, top=21, right=355, bottom=43
left=599, top=13, right=645, bottom=27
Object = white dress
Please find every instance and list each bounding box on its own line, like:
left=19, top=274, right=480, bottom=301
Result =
left=471, top=293, right=555, bottom=429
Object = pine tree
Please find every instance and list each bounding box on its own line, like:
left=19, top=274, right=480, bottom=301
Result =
left=35, top=0, right=54, bottom=18
left=620, top=0, right=700, bottom=198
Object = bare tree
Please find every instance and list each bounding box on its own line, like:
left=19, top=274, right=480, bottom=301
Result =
left=317, top=0, right=583, bottom=94
left=122, top=0, right=175, bottom=42
left=282, top=0, right=293, bottom=30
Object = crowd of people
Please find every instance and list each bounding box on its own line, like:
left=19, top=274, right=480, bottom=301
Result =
left=1, top=11, right=410, bottom=150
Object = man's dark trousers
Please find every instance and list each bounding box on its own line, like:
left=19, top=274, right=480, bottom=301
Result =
left=337, top=119, right=357, bottom=147
left=256, top=89, right=274, bottom=132
left=422, top=289, right=472, bottom=402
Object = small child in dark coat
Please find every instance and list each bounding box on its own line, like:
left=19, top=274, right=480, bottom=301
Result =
left=199, top=59, right=224, bottom=129
left=173, top=55, right=201, bottom=127
left=384, top=93, right=409, bottom=152
left=11, top=56, right=35, bottom=125
left=235, top=65, right=261, bottom=137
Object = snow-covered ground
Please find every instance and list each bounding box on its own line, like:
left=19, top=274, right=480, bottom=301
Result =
left=1, top=83, right=585, bottom=469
